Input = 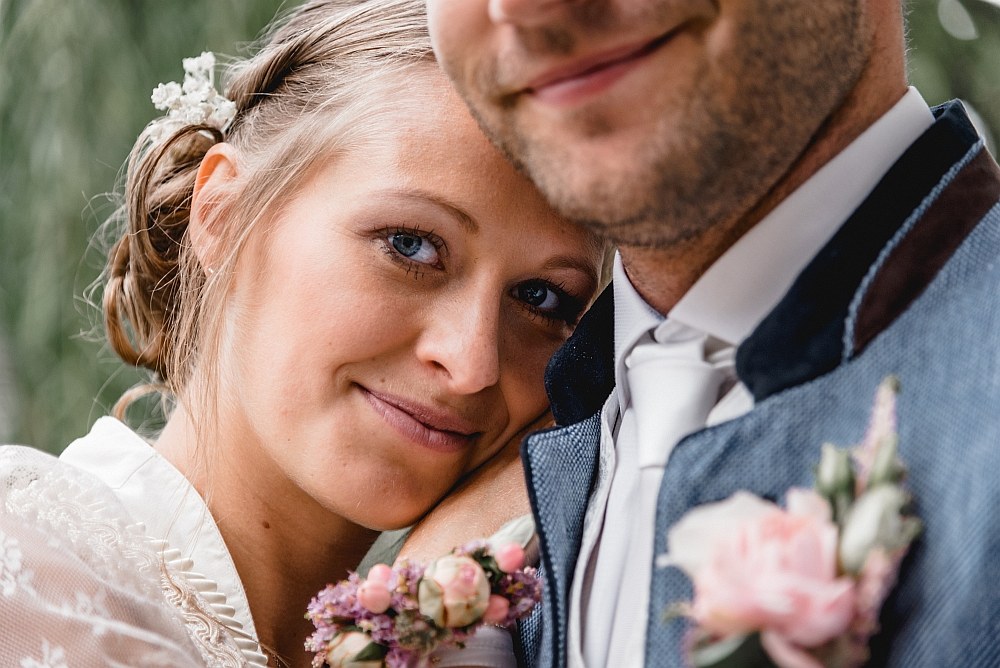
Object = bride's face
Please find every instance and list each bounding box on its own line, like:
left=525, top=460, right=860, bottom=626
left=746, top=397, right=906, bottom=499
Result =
left=217, top=76, right=603, bottom=530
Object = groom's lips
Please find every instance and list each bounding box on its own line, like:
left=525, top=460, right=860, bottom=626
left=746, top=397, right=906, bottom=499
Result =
left=520, top=27, right=688, bottom=107
left=360, top=386, right=480, bottom=454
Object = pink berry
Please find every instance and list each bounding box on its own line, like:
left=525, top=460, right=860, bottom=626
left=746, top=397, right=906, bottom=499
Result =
left=366, top=563, right=394, bottom=585
left=482, top=595, right=510, bottom=625
left=495, top=543, right=525, bottom=573
left=358, top=580, right=392, bottom=614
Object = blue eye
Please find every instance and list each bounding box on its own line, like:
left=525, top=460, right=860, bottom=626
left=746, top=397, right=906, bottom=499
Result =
left=514, top=280, right=586, bottom=326
left=516, top=281, right=560, bottom=311
left=389, top=232, right=440, bottom=266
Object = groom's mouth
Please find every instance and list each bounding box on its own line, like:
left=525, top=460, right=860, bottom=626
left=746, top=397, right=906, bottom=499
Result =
left=360, top=386, right=481, bottom=454
left=519, top=27, right=687, bottom=108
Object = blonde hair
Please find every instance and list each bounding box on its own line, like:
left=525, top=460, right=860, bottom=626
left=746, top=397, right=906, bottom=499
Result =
left=102, top=0, right=432, bottom=419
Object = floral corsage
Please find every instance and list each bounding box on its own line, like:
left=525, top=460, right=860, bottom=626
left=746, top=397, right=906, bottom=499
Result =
left=306, top=516, right=541, bottom=667
left=658, top=377, right=921, bottom=668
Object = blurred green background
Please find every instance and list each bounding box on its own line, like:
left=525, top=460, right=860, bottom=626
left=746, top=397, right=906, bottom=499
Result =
left=1, top=0, right=999, bottom=453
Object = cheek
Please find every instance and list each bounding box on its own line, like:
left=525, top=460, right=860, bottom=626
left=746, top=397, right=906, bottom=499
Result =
left=499, top=318, right=565, bottom=423
left=428, top=1, right=492, bottom=94
left=226, top=262, right=411, bottom=415
left=279, top=261, right=406, bottom=349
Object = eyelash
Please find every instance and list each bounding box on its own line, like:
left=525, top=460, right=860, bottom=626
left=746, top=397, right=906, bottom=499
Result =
left=376, top=227, right=586, bottom=327
left=378, top=226, right=446, bottom=275
left=516, top=280, right=586, bottom=327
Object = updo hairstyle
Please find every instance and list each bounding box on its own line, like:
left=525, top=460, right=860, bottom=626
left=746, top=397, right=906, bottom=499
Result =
left=102, top=0, right=432, bottom=417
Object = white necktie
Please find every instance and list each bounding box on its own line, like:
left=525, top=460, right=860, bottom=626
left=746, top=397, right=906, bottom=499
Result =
left=628, top=323, right=731, bottom=468
left=586, top=321, right=731, bottom=668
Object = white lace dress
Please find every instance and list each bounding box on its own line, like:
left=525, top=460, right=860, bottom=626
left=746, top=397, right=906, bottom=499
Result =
left=0, top=417, right=266, bottom=667
left=0, top=418, right=516, bottom=668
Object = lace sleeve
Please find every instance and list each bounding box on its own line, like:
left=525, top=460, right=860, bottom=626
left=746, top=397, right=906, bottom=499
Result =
left=0, top=445, right=211, bottom=667
left=0, top=511, right=205, bottom=667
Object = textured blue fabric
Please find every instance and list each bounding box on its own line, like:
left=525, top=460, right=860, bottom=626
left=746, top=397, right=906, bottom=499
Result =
left=648, top=202, right=1000, bottom=666
left=521, top=415, right=602, bottom=668
left=518, top=102, right=1000, bottom=667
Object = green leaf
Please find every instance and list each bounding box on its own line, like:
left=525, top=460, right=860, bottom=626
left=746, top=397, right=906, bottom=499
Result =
left=475, top=554, right=503, bottom=583
left=691, top=633, right=776, bottom=668
left=354, top=641, right=388, bottom=661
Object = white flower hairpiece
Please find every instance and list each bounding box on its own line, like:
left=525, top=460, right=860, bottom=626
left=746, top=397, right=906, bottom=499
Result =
left=148, top=51, right=236, bottom=144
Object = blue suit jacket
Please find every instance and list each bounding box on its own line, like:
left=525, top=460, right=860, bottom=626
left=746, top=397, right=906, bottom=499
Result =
left=517, top=101, right=1000, bottom=667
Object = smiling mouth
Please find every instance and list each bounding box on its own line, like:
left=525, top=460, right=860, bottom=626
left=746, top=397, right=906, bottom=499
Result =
left=360, top=386, right=480, bottom=454
left=523, top=28, right=684, bottom=106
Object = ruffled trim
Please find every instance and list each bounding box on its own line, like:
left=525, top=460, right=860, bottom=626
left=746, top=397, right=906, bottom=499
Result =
left=152, top=538, right=270, bottom=667
left=1, top=446, right=266, bottom=667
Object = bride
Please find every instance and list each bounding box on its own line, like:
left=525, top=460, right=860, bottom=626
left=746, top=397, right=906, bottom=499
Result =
left=0, top=1, right=605, bottom=666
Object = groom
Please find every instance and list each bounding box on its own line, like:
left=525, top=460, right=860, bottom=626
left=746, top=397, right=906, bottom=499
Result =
left=426, top=0, right=1000, bottom=666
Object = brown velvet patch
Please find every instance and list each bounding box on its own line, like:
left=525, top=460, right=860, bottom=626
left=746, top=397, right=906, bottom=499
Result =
left=853, top=149, right=1000, bottom=356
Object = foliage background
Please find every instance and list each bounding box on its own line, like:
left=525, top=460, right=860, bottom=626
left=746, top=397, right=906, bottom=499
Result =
left=1, top=0, right=998, bottom=453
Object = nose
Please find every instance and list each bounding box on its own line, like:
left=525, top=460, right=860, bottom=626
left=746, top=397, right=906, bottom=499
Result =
left=488, top=0, right=568, bottom=25
left=416, top=294, right=502, bottom=395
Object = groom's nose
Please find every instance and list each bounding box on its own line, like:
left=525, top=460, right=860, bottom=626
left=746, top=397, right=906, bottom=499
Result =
left=488, top=0, right=569, bottom=25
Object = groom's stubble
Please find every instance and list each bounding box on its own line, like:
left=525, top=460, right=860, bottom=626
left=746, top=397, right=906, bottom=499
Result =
left=435, top=0, right=871, bottom=252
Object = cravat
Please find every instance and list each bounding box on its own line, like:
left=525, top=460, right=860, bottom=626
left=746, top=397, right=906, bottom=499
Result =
left=628, top=322, right=731, bottom=469
left=588, top=321, right=731, bottom=668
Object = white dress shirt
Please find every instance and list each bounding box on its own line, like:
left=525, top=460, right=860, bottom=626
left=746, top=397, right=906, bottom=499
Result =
left=569, top=88, right=934, bottom=668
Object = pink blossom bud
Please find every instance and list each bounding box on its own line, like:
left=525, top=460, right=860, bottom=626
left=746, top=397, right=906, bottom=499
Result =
left=366, top=563, right=394, bottom=585
left=325, top=631, right=382, bottom=668
left=358, top=580, right=392, bottom=614
left=482, top=595, right=510, bottom=625
left=418, top=555, right=490, bottom=627
left=495, top=543, right=525, bottom=573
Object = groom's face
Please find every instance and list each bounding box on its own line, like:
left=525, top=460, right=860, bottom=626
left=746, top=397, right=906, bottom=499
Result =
left=427, top=0, right=871, bottom=247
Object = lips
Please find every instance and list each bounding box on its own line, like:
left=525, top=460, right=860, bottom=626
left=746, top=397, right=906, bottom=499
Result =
left=516, top=20, right=698, bottom=107
left=361, top=386, right=481, bottom=454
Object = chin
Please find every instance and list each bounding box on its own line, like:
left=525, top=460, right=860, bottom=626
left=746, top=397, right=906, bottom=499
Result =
left=358, top=495, right=440, bottom=533
left=521, top=134, right=658, bottom=224
left=544, top=166, right=657, bottom=230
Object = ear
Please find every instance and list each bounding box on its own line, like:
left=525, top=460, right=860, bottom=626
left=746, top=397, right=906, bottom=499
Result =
left=190, top=143, right=239, bottom=274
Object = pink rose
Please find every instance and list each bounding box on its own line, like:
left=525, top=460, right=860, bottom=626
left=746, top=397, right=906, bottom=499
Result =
left=358, top=563, right=395, bottom=614
left=660, top=490, right=856, bottom=663
left=418, top=555, right=490, bottom=627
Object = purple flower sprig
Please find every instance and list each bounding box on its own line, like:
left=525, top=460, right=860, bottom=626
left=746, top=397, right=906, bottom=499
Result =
left=306, top=540, right=541, bottom=668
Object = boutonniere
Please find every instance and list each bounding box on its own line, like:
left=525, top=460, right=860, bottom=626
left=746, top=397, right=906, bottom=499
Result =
left=305, top=516, right=541, bottom=668
left=657, top=377, right=920, bottom=668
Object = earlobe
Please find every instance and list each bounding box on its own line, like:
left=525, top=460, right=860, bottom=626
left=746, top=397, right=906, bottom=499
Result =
left=190, top=143, right=239, bottom=273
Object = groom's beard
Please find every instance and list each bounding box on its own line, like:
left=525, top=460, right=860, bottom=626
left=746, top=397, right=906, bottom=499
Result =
left=454, top=0, right=869, bottom=250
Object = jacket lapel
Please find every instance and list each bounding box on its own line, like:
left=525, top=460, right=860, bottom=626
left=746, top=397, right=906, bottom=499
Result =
left=518, top=285, right=616, bottom=666
left=521, top=415, right=602, bottom=668
left=544, top=286, right=616, bottom=426
left=737, top=101, right=988, bottom=400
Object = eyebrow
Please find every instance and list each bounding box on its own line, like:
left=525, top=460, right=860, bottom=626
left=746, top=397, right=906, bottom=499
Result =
left=380, top=188, right=478, bottom=233
left=545, top=255, right=600, bottom=293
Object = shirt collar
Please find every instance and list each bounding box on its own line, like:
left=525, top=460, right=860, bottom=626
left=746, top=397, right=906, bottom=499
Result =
left=60, top=417, right=259, bottom=644
left=613, top=87, right=933, bottom=405
left=670, top=87, right=934, bottom=344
